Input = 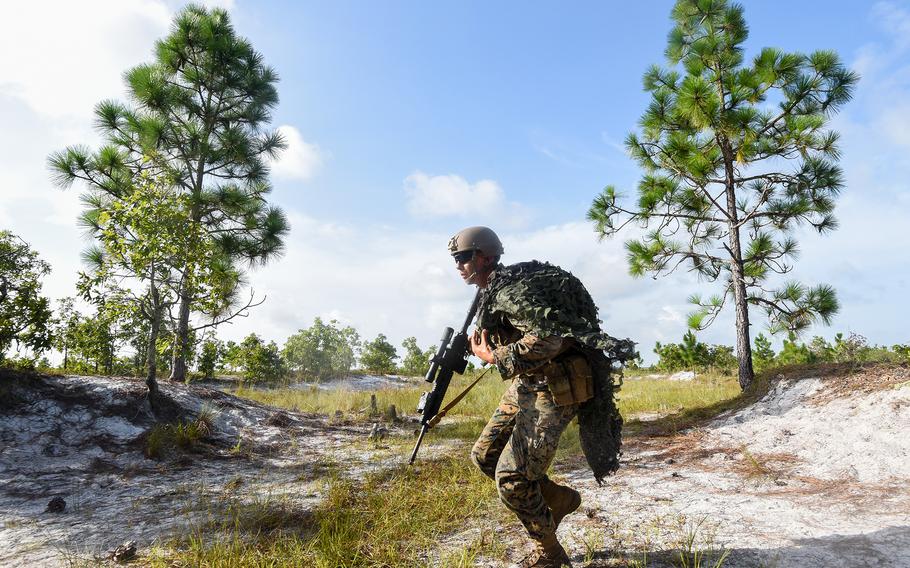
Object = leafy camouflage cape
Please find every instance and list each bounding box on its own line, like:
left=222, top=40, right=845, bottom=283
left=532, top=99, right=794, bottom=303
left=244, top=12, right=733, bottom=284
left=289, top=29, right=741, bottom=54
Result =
left=478, top=260, right=638, bottom=485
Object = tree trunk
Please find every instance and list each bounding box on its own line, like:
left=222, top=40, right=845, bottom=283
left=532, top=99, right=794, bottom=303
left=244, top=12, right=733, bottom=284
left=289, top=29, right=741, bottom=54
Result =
left=726, top=208, right=755, bottom=390
left=169, top=126, right=208, bottom=384
left=169, top=286, right=192, bottom=382
left=146, top=313, right=160, bottom=399
left=170, top=192, right=203, bottom=383
left=146, top=277, right=163, bottom=407
left=718, top=130, right=755, bottom=391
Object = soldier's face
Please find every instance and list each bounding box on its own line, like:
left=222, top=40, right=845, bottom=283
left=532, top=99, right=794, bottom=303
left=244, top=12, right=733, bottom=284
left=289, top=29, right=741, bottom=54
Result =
left=455, top=251, right=492, bottom=286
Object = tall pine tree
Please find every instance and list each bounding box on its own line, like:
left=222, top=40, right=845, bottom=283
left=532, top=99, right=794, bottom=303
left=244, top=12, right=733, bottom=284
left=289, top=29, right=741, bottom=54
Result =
left=50, top=5, right=289, bottom=382
left=588, top=0, right=857, bottom=389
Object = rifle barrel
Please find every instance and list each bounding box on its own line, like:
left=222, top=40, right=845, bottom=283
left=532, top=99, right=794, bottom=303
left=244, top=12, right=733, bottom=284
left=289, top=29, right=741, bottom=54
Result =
left=408, top=425, right=429, bottom=465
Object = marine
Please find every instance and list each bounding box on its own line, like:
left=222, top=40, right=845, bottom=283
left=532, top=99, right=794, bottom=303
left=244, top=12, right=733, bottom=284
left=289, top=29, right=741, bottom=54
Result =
left=448, top=226, right=635, bottom=568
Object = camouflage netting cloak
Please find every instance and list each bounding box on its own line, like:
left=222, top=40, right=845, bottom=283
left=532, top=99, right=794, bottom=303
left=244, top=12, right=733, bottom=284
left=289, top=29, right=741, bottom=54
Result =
left=478, top=260, right=637, bottom=485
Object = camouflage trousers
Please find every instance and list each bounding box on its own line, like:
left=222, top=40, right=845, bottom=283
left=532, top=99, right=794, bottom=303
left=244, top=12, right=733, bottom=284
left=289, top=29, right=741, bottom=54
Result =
left=471, top=378, right=579, bottom=541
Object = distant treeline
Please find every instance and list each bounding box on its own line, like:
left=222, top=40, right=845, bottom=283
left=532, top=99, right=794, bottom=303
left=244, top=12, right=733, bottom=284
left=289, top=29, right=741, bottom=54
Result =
left=646, top=330, right=909, bottom=375
left=3, top=228, right=906, bottom=382
left=1, top=228, right=437, bottom=383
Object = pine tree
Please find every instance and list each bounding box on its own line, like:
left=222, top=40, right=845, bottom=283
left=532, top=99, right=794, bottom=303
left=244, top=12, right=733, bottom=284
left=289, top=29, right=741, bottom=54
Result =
left=752, top=333, right=775, bottom=372
left=588, top=0, right=857, bottom=389
left=50, top=5, right=288, bottom=382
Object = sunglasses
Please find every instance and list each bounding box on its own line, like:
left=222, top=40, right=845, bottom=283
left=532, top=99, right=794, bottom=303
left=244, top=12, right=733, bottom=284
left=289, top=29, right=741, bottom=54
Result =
left=452, top=250, right=476, bottom=264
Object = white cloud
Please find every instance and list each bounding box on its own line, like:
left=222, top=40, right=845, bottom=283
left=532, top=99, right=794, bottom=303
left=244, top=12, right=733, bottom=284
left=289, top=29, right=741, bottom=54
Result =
left=0, top=1, right=171, bottom=120
left=233, top=214, right=467, bottom=347
left=600, top=132, right=628, bottom=155
left=405, top=172, right=504, bottom=215
left=877, top=103, right=910, bottom=148
left=270, top=125, right=325, bottom=180
left=404, top=171, right=531, bottom=228
left=854, top=3, right=910, bottom=82
left=0, top=0, right=247, bottom=318
left=872, top=2, right=910, bottom=49
left=657, top=306, right=684, bottom=324
left=850, top=5, right=910, bottom=154
left=529, top=129, right=625, bottom=168
left=224, top=216, right=727, bottom=364
left=0, top=1, right=177, bottom=312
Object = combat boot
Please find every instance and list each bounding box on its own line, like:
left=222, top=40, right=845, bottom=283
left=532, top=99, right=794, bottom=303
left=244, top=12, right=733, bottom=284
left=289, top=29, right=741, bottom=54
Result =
left=540, top=478, right=581, bottom=529
left=518, top=534, right=573, bottom=568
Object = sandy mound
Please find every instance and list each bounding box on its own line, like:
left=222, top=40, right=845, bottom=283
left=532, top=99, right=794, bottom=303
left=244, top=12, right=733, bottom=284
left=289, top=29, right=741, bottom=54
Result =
left=558, top=364, right=910, bottom=568
left=0, top=371, right=372, bottom=567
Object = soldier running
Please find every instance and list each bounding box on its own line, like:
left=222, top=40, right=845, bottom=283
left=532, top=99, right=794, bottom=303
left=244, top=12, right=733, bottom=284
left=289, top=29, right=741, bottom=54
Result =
left=448, top=226, right=634, bottom=568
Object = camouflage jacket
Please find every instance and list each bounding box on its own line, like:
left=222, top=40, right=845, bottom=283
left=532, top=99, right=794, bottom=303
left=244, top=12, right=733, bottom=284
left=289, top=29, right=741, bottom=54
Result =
left=477, top=261, right=635, bottom=372
left=477, top=260, right=635, bottom=483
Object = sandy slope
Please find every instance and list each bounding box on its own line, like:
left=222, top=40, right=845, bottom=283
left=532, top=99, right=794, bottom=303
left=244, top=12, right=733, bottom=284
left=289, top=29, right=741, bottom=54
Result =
left=553, top=366, right=910, bottom=568
left=0, top=372, right=375, bottom=567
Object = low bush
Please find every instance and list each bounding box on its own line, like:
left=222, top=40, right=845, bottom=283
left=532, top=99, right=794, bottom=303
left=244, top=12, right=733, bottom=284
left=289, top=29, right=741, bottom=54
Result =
left=144, top=408, right=215, bottom=458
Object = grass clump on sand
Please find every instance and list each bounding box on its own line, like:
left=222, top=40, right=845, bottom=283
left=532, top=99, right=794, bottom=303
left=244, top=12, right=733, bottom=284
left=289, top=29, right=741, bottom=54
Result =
left=148, top=456, right=507, bottom=568
left=144, top=407, right=215, bottom=459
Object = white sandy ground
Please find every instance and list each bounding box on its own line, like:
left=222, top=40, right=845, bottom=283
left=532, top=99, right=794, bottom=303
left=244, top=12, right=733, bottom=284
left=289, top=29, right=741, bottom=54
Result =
left=546, top=370, right=910, bottom=568
left=0, top=373, right=388, bottom=567
left=1, top=367, right=908, bottom=567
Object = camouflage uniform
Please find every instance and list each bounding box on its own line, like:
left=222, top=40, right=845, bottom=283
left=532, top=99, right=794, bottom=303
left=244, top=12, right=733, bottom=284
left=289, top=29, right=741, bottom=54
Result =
left=471, top=332, right=579, bottom=539
left=470, top=261, right=631, bottom=541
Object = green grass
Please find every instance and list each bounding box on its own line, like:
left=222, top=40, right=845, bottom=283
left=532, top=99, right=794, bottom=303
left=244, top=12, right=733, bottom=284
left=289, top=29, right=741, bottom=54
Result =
left=144, top=408, right=215, bottom=459
left=235, top=369, right=744, bottom=451
left=617, top=373, right=741, bottom=417
left=234, top=369, right=510, bottom=420
left=236, top=370, right=741, bottom=425
left=147, top=456, right=508, bottom=568
left=154, top=368, right=757, bottom=566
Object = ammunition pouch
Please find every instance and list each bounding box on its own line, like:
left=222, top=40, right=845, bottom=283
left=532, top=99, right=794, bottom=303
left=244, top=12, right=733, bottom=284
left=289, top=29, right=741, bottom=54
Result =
left=544, top=353, right=594, bottom=406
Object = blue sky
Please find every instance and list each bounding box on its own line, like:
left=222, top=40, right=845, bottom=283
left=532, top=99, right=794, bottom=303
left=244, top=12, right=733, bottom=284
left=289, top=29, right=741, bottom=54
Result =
left=0, top=1, right=906, bottom=363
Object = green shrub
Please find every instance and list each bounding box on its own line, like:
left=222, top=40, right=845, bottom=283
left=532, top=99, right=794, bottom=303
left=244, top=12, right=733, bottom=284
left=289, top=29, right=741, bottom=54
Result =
left=144, top=409, right=215, bottom=458
left=654, top=331, right=737, bottom=374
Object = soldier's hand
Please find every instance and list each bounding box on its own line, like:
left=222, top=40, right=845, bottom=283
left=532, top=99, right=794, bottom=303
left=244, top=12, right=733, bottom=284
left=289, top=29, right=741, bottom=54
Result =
left=471, top=328, right=495, bottom=365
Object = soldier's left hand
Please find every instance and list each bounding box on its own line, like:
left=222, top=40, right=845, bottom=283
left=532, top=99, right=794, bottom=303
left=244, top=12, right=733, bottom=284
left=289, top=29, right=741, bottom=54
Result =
left=471, top=328, right=495, bottom=365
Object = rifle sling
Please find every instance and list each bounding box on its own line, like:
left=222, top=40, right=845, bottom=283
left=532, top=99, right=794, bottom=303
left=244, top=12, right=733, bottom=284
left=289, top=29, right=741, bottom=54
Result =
left=428, top=365, right=493, bottom=428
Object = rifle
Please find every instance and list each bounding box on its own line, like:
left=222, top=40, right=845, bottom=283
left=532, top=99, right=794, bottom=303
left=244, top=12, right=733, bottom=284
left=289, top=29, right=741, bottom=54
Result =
left=408, top=290, right=481, bottom=464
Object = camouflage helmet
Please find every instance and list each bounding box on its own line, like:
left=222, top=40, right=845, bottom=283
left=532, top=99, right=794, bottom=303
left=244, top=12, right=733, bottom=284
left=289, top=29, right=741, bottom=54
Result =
left=447, top=226, right=504, bottom=257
